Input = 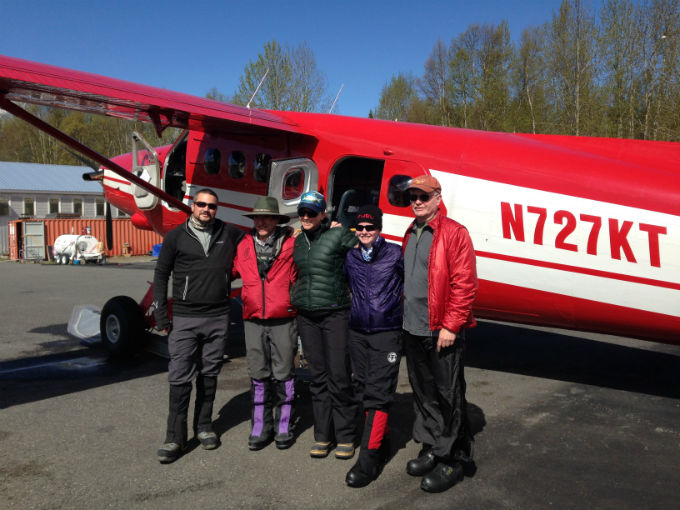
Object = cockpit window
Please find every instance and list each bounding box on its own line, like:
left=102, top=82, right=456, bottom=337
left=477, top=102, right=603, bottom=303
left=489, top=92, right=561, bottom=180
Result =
left=387, top=175, right=412, bottom=207
left=254, top=153, right=272, bottom=183
left=204, top=148, right=221, bottom=175
left=229, top=151, right=246, bottom=179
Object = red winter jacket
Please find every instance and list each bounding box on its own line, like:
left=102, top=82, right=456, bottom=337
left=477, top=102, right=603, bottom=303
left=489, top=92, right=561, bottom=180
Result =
left=232, top=232, right=297, bottom=320
left=402, top=212, right=478, bottom=334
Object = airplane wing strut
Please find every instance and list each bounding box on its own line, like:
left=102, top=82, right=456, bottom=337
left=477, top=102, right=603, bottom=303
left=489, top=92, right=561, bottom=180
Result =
left=0, top=95, right=191, bottom=214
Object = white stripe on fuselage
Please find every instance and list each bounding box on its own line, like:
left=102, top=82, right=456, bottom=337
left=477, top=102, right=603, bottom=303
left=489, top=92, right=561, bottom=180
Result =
left=382, top=170, right=680, bottom=318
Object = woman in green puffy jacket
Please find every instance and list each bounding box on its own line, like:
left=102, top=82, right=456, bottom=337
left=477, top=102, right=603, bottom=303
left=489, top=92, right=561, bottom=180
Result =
left=291, top=191, right=359, bottom=460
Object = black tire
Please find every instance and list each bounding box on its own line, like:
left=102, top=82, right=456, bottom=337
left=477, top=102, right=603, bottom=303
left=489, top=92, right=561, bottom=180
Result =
left=100, top=295, right=145, bottom=357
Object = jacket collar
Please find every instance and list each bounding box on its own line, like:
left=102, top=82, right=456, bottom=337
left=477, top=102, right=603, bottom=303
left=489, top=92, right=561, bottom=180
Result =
left=409, top=210, right=442, bottom=232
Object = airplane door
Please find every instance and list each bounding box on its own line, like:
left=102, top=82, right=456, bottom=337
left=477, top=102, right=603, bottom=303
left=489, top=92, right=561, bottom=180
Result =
left=268, top=158, right=319, bottom=221
left=130, top=131, right=160, bottom=210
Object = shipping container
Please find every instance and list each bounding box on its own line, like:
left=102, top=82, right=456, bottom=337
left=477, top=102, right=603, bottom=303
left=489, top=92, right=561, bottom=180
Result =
left=7, top=219, right=163, bottom=260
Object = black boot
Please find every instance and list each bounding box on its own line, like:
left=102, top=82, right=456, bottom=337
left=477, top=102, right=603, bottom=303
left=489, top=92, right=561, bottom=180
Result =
left=273, top=377, right=296, bottom=449
left=346, top=448, right=387, bottom=487
left=406, top=445, right=437, bottom=476
left=248, top=378, right=274, bottom=450
left=158, top=382, right=192, bottom=463
left=421, top=461, right=464, bottom=493
left=193, top=376, right=219, bottom=449
left=345, top=409, right=389, bottom=488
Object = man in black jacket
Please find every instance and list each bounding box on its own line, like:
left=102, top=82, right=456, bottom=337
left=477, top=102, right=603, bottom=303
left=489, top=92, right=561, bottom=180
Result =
left=153, top=188, right=244, bottom=463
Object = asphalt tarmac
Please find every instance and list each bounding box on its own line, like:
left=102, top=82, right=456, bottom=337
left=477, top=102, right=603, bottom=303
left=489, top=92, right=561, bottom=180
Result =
left=1, top=259, right=679, bottom=509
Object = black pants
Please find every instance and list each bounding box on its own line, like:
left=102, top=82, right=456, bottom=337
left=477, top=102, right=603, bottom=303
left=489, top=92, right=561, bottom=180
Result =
left=297, top=309, right=357, bottom=444
left=348, top=328, right=402, bottom=411
left=403, top=329, right=473, bottom=462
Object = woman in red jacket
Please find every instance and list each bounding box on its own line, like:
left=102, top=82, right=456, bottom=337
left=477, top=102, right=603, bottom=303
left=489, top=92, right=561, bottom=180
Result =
left=233, top=196, right=298, bottom=450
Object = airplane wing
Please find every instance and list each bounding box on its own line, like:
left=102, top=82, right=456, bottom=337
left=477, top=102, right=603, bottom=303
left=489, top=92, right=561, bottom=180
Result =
left=0, top=54, right=302, bottom=137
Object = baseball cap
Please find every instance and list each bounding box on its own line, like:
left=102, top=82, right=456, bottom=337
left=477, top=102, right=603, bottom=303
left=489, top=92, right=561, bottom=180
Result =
left=297, top=191, right=326, bottom=214
left=406, top=175, right=441, bottom=193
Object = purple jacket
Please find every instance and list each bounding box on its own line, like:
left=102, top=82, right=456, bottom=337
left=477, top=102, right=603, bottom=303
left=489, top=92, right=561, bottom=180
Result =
left=344, top=236, right=404, bottom=333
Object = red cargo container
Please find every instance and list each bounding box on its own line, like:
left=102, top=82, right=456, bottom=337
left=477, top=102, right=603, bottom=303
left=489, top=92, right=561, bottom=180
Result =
left=8, top=218, right=163, bottom=260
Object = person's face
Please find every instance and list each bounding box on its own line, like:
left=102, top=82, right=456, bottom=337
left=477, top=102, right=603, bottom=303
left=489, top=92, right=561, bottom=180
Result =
left=298, top=208, right=325, bottom=231
left=253, top=215, right=279, bottom=240
left=409, top=188, right=441, bottom=222
left=355, top=222, right=380, bottom=247
left=191, top=192, right=218, bottom=223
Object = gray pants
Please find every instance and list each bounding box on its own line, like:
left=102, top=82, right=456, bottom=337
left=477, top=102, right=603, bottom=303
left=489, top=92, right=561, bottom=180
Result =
left=244, top=318, right=298, bottom=381
left=167, top=314, right=229, bottom=385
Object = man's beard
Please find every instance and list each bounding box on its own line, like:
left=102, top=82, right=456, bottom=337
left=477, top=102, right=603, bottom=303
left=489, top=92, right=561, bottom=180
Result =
left=190, top=213, right=213, bottom=230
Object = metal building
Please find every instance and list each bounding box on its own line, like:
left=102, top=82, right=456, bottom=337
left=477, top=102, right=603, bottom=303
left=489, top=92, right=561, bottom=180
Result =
left=0, top=162, right=131, bottom=255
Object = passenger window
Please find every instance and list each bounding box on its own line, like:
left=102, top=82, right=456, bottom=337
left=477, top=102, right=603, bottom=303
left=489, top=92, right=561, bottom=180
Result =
left=229, top=151, right=246, bottom=179
left=204, top=148, right=221, bottom=175
left=282, top=168, right=304, bottom=200
left=387, top=175, right=412, bottom=207
left=254, top=153, right=272, bottom=183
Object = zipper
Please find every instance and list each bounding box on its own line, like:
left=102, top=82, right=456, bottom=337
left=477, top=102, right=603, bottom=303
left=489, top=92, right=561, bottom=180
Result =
left=185, top=223, right=210, bottom=257
left=182, top=275, right=189, bottom=300
left=261, top=276, right=266, bottom=319
left=303, top=234, right=311, bottom=307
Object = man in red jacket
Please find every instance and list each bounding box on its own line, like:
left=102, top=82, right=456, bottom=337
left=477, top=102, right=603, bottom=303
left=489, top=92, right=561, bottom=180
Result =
left=401, top=175, right=478, bottom=493
left=233, top=196, right=298, bottom=450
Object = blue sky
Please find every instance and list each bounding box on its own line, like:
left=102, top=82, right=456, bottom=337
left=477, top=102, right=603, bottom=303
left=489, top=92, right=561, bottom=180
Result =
left=1, top=0, right=567, bottom=118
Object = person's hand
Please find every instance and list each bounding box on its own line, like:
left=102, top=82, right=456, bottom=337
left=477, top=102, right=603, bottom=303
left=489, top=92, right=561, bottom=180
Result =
left=437, top=328, right=456, bottom=352
left=330, top=220, right=342, bottom=228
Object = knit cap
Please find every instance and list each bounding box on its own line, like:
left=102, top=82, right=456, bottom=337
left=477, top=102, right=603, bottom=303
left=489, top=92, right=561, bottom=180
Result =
left=354, top=204, right=382, bottom=229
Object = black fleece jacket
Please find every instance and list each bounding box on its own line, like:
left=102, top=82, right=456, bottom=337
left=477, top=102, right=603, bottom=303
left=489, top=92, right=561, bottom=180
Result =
left=153, top=218, right=244, bottom=329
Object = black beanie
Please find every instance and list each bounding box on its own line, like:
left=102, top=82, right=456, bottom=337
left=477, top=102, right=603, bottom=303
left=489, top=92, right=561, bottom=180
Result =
left=354, top=204, right=383, bottom=229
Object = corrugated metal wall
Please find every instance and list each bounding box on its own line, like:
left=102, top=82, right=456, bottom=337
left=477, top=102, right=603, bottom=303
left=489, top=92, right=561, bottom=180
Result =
left=0, top=222, right=7, bottom=255
left=7, top=219, right=163, bottom=260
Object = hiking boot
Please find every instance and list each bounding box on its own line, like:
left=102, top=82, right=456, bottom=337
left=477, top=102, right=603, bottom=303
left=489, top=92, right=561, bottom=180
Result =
left=248, top=432, right=274, bottom=451
left=157, top=442, right=186, bottom=464
left=335, top=443, right=356, bottom=459
left=275, top=436, right=295, bottom=450
left=197, top=431, right=220, bottom=450
left=310, top=441, right=333, bottom=458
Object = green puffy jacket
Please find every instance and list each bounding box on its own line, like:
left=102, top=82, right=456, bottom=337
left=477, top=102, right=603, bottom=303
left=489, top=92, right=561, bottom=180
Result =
left=291, top=222, right=357, bottom=312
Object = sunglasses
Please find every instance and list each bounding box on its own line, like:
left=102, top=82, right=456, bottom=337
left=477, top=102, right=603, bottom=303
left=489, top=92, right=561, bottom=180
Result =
left=194, top=201, right=217, bottom=210
left=355, top=224, right=378, bottom=232
left=298, top=209, right=319, bottom=218
left=409, top=192, right=434, bottom=203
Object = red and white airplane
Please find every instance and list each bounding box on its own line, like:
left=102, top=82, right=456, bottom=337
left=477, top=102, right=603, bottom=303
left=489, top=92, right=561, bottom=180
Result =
left=1, top=54, right=678, bottom=352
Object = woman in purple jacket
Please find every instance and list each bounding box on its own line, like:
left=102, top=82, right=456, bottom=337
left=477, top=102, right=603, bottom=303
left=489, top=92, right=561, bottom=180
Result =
left=343, top=204, right=404, bottom=488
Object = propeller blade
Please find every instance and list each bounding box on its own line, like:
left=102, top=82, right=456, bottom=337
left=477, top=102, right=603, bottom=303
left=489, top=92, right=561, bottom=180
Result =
left=106, top=202, right=113, bottom=251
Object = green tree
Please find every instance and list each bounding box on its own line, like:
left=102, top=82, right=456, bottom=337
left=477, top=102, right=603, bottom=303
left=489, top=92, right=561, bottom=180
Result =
left=510, top=26, right=549, bottom=134
left=545, top=0, right=600, bottom=136
left=374, top=73, right=419, bottom=121
left=232, top=40, right=330, bottom=112
left=637, top=0, right=680, bottom=140
left=449, top=26, right=482, bottom=129
left=420, top=39, right=452, bottom=125
left=476, top=21, right=512, bottom=131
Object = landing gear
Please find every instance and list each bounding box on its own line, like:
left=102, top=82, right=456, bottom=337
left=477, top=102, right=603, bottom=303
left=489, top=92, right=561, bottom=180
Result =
left=100, top=295, right=145, bottom=357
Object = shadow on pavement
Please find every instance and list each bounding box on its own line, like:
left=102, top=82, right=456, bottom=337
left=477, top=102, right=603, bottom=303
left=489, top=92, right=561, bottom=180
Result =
left=0, top=348, right=168, bottom=409
left=467, top=321, right=680, bottom=399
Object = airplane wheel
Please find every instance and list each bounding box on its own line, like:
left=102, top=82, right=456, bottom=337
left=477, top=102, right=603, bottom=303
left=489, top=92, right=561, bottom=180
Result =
left=100, top=296, right=145, bottom=357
